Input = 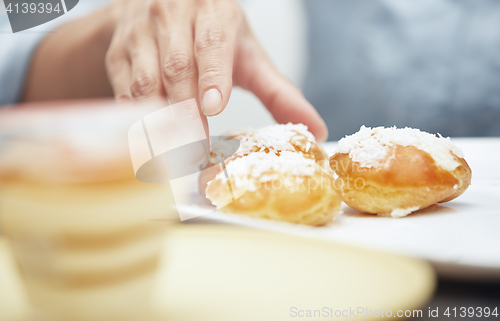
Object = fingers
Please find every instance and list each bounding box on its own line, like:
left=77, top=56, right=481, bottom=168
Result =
left=108, top=0, right=240, bottom=119
left=107, top=37, right=164, bottom=103
left=194, top=1, right=240, bottom=116
left=253, top=67, right=328, bottom=142
left=252, top=69, right=328, bottom=142
left=150, top=0, right=212, bottom=137
left=127, top=32, right=164, bottom=101
left=151, top=0, right=199, bottom=105
left=235, top=36, right=329, bottom=142
left=107, top=2, right=164, bottom=104
left=105, top=46, right=132, bottom=103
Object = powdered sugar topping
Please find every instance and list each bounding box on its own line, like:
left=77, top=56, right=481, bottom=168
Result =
left=215, top=151, right=317, bottom=192
left=213, top=124, right=319, bottom=191
left=336, top=126, right=464, bottom=171
left=230, top=123, right=315, bottom=155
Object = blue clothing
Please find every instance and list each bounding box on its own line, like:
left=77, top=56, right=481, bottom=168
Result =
left=304, top=0, right=500, bottom=139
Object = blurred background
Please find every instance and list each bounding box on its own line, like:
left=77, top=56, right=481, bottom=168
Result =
left=1, top=1, right=500, bottom=319
left=220, top=0, right=500, bottom=139
left=2, top=0, right=500, bottom=139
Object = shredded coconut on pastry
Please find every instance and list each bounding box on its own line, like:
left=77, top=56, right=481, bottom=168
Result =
left=335, top=126, right=464, bottom=171
left=215, top=151, right=317, bottom=192
left=390, top=206, right=421, bottom=218
left=211, top=123, right=320, bottom=191
left=230, top=123, right=315, bottom=155
left=205, top=123, right=342, bottom=226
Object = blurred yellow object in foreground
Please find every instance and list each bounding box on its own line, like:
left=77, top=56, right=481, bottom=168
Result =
left=0, top=179, right=172, bottom=321
left=0, top=101, right=175, bottom=321
left=0, top=225, right=435, bottom=321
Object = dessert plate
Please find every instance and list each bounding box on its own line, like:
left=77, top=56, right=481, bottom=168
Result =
left=186, top=138, right=500, bottom=280
left=0, top=226, right=434, bottom=321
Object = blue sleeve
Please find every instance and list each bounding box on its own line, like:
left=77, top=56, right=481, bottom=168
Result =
left=0, top=14, right=42, bottom=106
left=0, top=0, right=111, bottom=107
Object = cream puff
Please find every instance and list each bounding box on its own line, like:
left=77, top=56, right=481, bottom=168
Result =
left=204, top=124, right=342, bottom=226
left=330, top=126, right=471, bottom=217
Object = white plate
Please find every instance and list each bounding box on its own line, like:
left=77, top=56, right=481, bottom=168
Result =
left=181, top=138, right=500, bottom=281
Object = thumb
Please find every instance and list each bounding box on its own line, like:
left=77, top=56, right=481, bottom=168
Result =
left=234, top=38, right=328, bottom=142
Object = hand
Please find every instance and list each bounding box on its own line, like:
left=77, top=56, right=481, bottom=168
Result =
left=106, top=0, right=328, bottom=141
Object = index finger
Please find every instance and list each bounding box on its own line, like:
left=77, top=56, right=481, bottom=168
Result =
left=194, top=0, right=241, bottom=116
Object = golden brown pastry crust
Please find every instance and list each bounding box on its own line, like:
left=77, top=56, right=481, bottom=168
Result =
left=203, top=125, right=342, bottom=226
left=206, top=168, right=341, bottom=226
left=330, top=145, right=471, bottom=216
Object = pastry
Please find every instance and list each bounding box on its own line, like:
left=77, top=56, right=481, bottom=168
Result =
left=204, top=124, right=342, bottom=226
left=330, top=126, right=471, bottom=217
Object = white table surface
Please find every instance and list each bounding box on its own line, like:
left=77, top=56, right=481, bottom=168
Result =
left=183, top=138, right=500, bottom=281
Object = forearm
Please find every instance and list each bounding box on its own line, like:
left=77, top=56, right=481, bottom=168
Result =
left=21, top=5, right=116, bottom=102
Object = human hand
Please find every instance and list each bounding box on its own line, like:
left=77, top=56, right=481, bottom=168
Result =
left=106, top=0, right=328, bottom=141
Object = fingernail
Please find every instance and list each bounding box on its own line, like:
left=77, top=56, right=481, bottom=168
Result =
left=202, top=88, right=222, bottom=116
left=116, top=95, right=133, bottom=106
